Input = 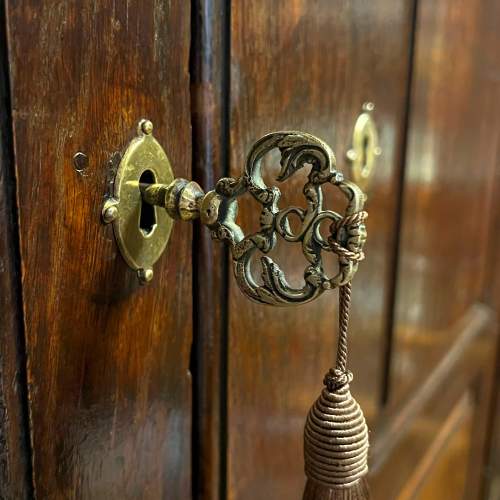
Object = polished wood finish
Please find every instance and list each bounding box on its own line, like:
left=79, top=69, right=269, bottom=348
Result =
left=190, top=1, right=229, bottom=499
left=390, top=0, right=500, bottom=407
left=400, top=393, right=473, bottom=500
left=484, top=114, right=500, bottom=499
left=371, top=305, right=496, bottom=499
left=1, top=2, right=499, bottom=499
left=377, top=0, right=500, bottom=497
left=0, top=5, right=31, bottom=496
left=227, top=1, right=414, bottom=498
left=5, top=1, right=192, bottom=498
left=0, top=113, right=31, bottom=500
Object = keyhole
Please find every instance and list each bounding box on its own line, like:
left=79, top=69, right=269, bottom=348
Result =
left=361, top=135, right=370, bottom=173
left=139, top=170, right=157, bottom=235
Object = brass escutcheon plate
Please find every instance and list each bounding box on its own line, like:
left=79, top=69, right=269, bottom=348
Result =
left=102, top=120, right=173, bottom=283
left=346, top=102, right=381, bottom=191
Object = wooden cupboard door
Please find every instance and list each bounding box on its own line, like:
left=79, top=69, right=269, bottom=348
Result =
left=4, top=2, right=192, bottom=498
left=371, top=0, right=500, bottom=497
left=390, top=0, right=500, bottom=409
left=227, top=2, right=414, bottom=498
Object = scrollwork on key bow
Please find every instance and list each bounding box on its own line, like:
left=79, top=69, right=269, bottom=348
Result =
left=200, top=131, right=368, bottom=306
left=138, top=128, right=367, bottom=302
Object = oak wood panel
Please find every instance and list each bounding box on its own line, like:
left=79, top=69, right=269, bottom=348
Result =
left=227, top=2, right=414, bottom=498
left=6, top=2, right=192, bottom=498
left=0, top=4, right=31, bottom=495
left=390, top=0, right=500, bottom=408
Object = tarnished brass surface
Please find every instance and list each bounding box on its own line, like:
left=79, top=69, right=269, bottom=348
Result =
left=346, top=102, right=381, bottom=191
left=196, top=132, right=367, bottom=306
left=102, top=120, right=174, bottom=282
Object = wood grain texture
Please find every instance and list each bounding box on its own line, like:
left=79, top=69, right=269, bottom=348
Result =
left=190, top=1, right=229, bottom=499
left=398, top=392, right=473, bottom=500
left=227, top=2, right=413, bottom=498
left=381, top=0, right=500, bottom=496
left=484, top=106, right=500, bottom=500
left=6, top=1, right=192, bottom=498
left=0, top=3, right=31, bottom=495
left=371, top=304, right=497, bottom=499
left=390, top=0, right=500, bottom=408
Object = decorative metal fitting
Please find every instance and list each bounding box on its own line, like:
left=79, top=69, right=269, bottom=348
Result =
left=346, top=102, right=381, bottom=191
left=103, top=120, right=367, bottom=306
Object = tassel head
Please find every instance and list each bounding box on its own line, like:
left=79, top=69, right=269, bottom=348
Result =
left=303, top=369, right=369, bottom=499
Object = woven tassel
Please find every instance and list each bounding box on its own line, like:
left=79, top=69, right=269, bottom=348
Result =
left=303, top=476, right=370, bottom=500
left=303, top=369, right=369, bottom=500
left=302, top=283, right=370, bottom=500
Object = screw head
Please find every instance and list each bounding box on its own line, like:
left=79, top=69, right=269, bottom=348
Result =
left=73, top=152, right=89, bottom=174
left=362, top=102, right=375, bottom=112
left=346, top=149, right=358, bottom=162
left=140, top=119, right=154, bottom=135
left=137, top=268, right=154, bottom=284
left=102, top=204, right=119, bottom=223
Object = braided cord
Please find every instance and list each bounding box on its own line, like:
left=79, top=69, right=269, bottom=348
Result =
left=324, top=210, right=367, bottom=391
left=328, top=210, right=368, bottom=262
left=336, top=282, right=352, bottom=373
